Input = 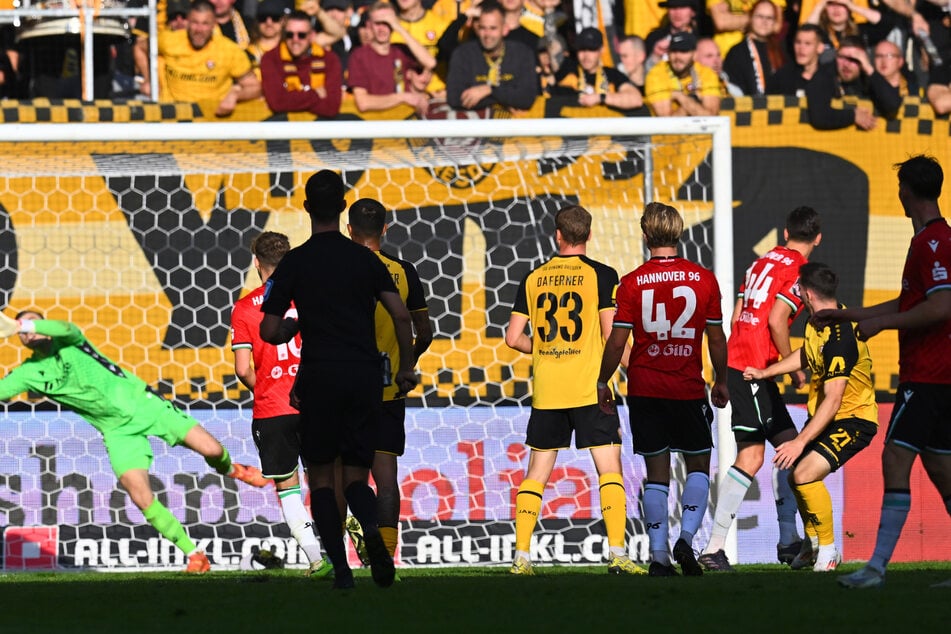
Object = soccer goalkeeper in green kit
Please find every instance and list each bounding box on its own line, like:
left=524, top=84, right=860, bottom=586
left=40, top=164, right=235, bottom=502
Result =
left=0, top=311, right=270, bottom=573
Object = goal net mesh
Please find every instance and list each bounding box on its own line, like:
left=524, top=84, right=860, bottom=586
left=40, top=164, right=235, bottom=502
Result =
left=0, top=123, right=744, bottom=570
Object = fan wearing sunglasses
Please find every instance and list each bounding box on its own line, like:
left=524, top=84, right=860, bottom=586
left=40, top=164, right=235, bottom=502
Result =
left=261, top=10, right=344, bottom=117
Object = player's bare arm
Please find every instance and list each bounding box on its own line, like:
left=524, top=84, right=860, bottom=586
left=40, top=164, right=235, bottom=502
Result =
left=768, top=297, right=805, bottom=387
left=730, top=295, right=743, bottom=328
left=743, top=347, right=805, bottom=381
left=379, top=290, right=418, bottom=393
left=233, top=347, right=255, bottom=391
left=812, top=298, right=899, bottom=328
left=411, top=309, right=434, bottom=363
left=856, top=289, right=951, bottom=340
left=504, top=313, right=533, bottom=353
left=705, top=323, right=729, bottom=408
left=773, top=377, right=847, bottom=469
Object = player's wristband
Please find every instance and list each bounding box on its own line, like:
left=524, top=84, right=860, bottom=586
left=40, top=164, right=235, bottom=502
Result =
left=596, top=381, right=608, bottom=389
left=18, top=319, right=34, bottom=334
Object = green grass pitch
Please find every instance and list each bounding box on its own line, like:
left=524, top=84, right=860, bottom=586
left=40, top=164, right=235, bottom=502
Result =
left=3, top=562, right=950, bottom=633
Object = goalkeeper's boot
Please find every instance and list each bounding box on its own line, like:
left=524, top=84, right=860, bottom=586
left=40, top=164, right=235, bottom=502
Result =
left=307, top=558, right=334, bottom=578
left=185, top=551, right=210, bottom=574
left=777, top=539, right=804, bottom=565
left=672, top=538, right=703, bottom=576
left=230, top=463, right=270, bottom=488
left=813, top=546, right=841, bottom=572
left=364, top=528, right=396, bottom=588
left=648, top=561, right=679, bottom=577
left=345, top=515, right=371, bottom=566
left=607, top=554, right=647, bottom=575
left=510, top=556, right=534, bottom=576
left=790, top=539, right=817, bottom=570
left=697, top=549, right=734, bottom=572
left=838, top=565, right=885, bottom=589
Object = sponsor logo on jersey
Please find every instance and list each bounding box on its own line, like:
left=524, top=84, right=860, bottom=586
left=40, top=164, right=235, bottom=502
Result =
left=932, top=261, right=948, bottom=282
left=929, top=239, right=940, bottom=253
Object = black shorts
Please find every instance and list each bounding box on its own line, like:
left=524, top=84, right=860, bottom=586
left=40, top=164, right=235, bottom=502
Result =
left=626, top=396, right=714, bottom=457
left=885, top=382, right=951, bottom=454
left=526, top=403, right=621, bottom=451
left=808, top=416, right=877, bottom=472
left=728, top=368, right=797, bottom=445
left=377, top=399, right=406, bottom=456
left=296, top=360, right=382, bottom=468
left=251, top=414, right=302, bottom=480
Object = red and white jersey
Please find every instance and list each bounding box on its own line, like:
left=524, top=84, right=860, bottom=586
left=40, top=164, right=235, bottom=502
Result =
left=729, top=245, right=807, bottom=370
left=230, top=285, right=301, bottom=419
left=614, top=256, right=723, bottom=400
left=898, top=218, right=951, bottom=383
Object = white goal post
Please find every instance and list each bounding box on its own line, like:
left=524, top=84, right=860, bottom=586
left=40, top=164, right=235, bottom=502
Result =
left=0, top=116, right=739, bottom=570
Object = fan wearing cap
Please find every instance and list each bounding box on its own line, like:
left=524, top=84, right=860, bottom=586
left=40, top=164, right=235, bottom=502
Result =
left=446, top=0, right=539, bottom=112
left=551, top=27, right=644, bottom=110
left=645, top=0, right=698, bottom=65
left=260, top=9, right=344, bottom=116
left=248, top=0, right=293, bottom=70
left=644, top=31, right=721, bottom=116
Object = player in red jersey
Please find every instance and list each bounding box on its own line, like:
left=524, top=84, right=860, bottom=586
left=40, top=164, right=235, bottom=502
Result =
left=598, top=201, right=729, bottom=577
left=699, top=206, right=822, bottom=571
left=827, top=156, right=951, bottom=589
left=230, top=231, right=332, bottom=576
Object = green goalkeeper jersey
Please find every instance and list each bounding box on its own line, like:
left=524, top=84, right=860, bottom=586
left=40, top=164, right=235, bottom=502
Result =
left=0, top=319, right=156, bottom=434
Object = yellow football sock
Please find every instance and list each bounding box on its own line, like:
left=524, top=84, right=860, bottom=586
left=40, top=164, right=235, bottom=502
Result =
left=795, top=480, right=834, bottom=546
left=515, top=479, right=545, bottom=553
left=599, top=473, right=627, bottom=549
left=380, top=526, right=399, bottom=557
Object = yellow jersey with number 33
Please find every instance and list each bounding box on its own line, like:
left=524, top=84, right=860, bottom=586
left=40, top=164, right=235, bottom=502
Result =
left=511, top=254, right=618, bottom=409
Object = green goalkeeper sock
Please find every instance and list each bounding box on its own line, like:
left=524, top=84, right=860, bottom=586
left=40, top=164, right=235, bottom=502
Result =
left=143, top=498, right=196, bottom=555
left=205, top=445, right=232, bottom=476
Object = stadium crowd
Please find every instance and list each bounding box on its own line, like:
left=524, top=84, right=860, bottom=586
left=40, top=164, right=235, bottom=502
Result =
left=2, top=0, right=950, bottom=125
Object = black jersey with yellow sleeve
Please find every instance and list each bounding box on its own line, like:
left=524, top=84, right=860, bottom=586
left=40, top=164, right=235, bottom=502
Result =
left=375, top=249, right=427, bottom=401
left=511, top=254, right=619, bottom=409
left=803, top=308, right=878, bottom=424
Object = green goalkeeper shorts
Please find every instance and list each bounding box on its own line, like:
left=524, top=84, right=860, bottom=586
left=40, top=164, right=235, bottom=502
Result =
left=102, top=391, right=198, bottom=477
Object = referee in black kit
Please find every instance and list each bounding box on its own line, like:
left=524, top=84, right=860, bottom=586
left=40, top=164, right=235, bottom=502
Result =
left=260, top=170, right=417, bottom=589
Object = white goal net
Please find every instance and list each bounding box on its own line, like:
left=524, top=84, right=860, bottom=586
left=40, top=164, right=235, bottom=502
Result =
left=0, top=117, right=743, bottom=570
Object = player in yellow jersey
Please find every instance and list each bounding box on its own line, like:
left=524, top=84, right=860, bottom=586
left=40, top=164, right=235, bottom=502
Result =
left=347, top=198, right=433, bottom=562
left=504, top=205, right=645, bottom=576
left=743, top=262, right=878, bottom=572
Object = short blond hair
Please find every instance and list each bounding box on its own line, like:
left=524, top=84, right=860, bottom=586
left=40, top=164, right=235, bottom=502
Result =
left=640, top=202, right=683, bottom=249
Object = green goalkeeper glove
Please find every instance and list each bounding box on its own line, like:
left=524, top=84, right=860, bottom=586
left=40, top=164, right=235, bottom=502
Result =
left=0, top=312, right=21, bottom=338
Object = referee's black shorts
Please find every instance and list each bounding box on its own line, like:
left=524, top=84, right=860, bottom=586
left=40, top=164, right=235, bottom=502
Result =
left=296, top=359, right=382, bottom=468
